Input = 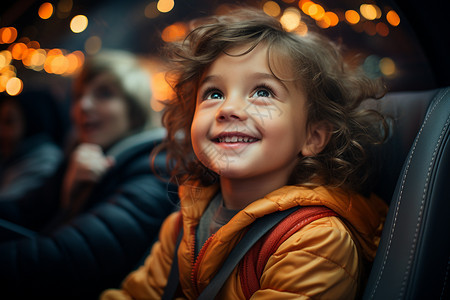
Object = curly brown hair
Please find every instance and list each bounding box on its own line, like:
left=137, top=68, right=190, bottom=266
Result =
left=153, top=8, right=388, bottom=193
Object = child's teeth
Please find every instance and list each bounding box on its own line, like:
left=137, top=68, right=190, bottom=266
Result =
left=218, top=136, right=256, bottom=143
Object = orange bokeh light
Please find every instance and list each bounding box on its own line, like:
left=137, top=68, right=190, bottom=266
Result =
left=386, top=10, right=400, bottom=26
left=345, top=10, right=360, bottom=24
left=27, top=41, right=40, bottom=49
left=0, top=27, right=18, bottom=44
left=325, top=11, right=339, bottom=26
left=263, top=1, right=281, bottom=17
left=38, top=2, right=54, bottom=19
left=157, top=0, right=174, bottom=13
left=376, top=22, right=390, bottom=37
left=309, top=4, right=325, bottom=20
left=11, top=43, right=28, bottom=60
left=161, top=23, right=187, bottom=42
left=298, top=0, right=311, bottom=11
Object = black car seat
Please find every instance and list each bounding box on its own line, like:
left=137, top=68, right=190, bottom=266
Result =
left=363, top=87, right=450, bottom=299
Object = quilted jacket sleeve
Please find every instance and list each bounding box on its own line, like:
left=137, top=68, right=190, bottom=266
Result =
left=250, top=216, right=361, bottom=300
left=0, top=148, right=175, bottom=300
left=101, top=211, right=181, bottom=300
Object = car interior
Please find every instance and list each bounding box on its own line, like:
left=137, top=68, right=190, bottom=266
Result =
left=360, top=0, right=450, bottom=298
left=1, top=0, right=449, bottom=298
left=363, top=87, right=449, bottom=299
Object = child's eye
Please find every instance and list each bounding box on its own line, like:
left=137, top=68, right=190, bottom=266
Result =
left=251, top=86, right=274, bottom=98
left=203, top=88, right=224, bottom=100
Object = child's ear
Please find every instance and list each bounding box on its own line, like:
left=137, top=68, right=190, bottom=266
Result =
left=301, top=121, right=332, bottom=157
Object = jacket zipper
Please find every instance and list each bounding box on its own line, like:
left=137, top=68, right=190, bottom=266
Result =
left=191, top=232, right=216, bottom=296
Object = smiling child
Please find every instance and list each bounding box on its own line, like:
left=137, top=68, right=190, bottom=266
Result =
left=101, top=8, right=389, bottom=300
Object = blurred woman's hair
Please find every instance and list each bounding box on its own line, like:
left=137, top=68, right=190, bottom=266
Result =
left=73, top=50, right=152, bottom=131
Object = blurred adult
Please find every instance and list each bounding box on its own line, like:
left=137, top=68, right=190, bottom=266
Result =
left=0, top=92, right=65, bottom=202
left=0, top=50, right=175, bottom=299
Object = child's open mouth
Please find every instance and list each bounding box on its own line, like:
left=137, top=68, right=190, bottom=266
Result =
left=211, top=132, right=260, bottom=144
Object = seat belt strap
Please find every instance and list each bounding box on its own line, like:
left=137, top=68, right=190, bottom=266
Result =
left=197, top=206, right=300, bottom=300
left=161, top=227, right=183, bottom=300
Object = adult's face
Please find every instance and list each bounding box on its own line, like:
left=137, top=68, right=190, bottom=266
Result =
left=72, top=73, right=131, bottom=149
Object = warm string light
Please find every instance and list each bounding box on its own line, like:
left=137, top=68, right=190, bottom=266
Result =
left=260, top=1, right=400, bottom=79
left=149, top=0, right=402, bottom=101
left=0, top=29, right=86, bottom=95
left=1, top=0, right=87, bottom=96
left=2, top=0, right=401, bottom=97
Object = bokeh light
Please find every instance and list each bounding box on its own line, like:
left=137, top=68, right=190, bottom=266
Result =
left=379, top=57, right=396, bottom=76
left=386, top=10, right=400, bottom=26
left=22, top=48, right=36, bottom=67
left=0, top=27, right=18, bottom=44
left=27, top=40, right=40, bottom=49
left=0, top=51, right=12, bottom=69
left=70, top=15, right=88, bottom=33
left=363, top=55, right=382, bottom=78
left=263, top=1, right=281, bottom=17
left=85, top=35, right=102, bottom=55
left=157, top=0, right=174, bottom=13
left=65, top=52, right=81, bottom=74
left=294, top=21, right=308, bottom=36
left=325, top=11, right=339, bottom=27
left=376, top=22, right=389, bottom=37
left=299, top=0, right=313, bottom=14
left=308, top=4, right=325, bottom=20
left=38, top=2, right=54, bottom=20
left=345, top=10, right=360, bottom=24
left=360, top=4, right=378, bottom=20
left=161, top=23, right=188, bottom=42
left=10, top=43, right=28, bottom=60
left=51, top=55, right=69, bottom=74
left=30, top=48, right=84, bottom=75
left=6, top=77, right=23, bottom=96
left=280, top=7, right=301, bottom=31
left=29, top=49, right=47, bottom=71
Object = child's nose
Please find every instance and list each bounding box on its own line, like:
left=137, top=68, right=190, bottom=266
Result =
left=215, top=96, right=248, bottom=122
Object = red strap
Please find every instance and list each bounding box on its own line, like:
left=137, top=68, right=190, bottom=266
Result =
left=239, top=206, right=338, bottom=299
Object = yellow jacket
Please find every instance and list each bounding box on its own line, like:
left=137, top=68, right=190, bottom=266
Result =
left=101, top=183, right=387, bottom=300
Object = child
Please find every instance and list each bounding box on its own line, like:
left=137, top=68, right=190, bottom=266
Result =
left=101, top=8, right=388, bottom=300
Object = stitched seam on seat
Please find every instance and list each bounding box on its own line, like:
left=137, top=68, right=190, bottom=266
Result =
left=369, top=88, right=449, bottom=299
left=440, top=254, right=450, bottom=300
left=400, top=112, right=450, bottom=297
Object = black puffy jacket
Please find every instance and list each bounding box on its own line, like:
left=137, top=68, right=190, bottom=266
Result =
left=0, top=128, right=176, bottom=299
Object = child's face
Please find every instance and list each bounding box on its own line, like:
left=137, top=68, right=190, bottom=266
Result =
left=191, top=44, right=312, bottom=183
